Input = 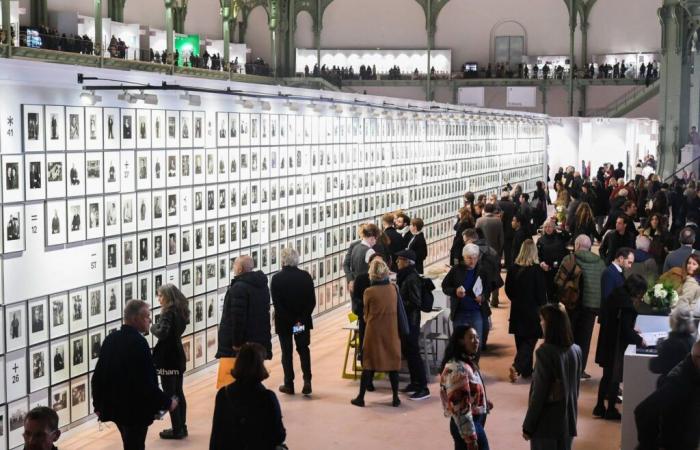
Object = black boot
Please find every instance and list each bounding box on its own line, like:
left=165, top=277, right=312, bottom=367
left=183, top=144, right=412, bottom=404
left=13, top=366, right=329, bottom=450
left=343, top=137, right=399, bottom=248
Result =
left=159, top=429, right=185, bottom=440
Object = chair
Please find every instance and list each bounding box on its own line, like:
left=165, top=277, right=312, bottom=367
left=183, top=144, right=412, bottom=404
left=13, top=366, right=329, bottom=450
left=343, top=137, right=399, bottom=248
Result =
left=341, top=313, right=362, bottom=380
left=421, top=312, right=451, bottom=375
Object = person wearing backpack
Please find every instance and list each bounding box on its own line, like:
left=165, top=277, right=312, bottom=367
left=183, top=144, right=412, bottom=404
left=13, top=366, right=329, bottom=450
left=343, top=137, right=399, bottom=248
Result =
left=210, top=343, right=286, bottom=450
left=396, top=250, right=430, bottom=401
left=554, top=235, right=605, bottom=379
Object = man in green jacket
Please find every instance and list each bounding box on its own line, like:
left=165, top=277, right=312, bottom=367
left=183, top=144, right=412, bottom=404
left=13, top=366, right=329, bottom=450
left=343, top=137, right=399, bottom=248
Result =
left=557, top=234, right=605, bottom=379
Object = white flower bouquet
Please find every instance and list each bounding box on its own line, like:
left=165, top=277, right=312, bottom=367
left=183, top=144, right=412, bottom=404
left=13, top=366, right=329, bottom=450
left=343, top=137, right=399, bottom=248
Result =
left=642, top=282, right=678, bottom=311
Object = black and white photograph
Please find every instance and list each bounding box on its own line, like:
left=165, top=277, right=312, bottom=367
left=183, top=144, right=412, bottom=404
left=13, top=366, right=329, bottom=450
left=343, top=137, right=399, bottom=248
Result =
left=5, top=304, right=25, bottom=352
left=137, top=110, right=151, bottom=148
left=70, top=376, right=89, bottom=421
left=104, top=194, right=121, bottom=237
left=180, top=150, right=193, bottom=186
left=66, top=197, right=86, bottom=243
left=123, top=235, right=136, bottom=275
left=194, top=297, right=205, bottom=331
left=137, top=193, right=152, bottom=230
left=65, top=106, right=85, bottom=150
left=103, top=108, right=120, bottom=149
left=51, top=383, right=70, bottom=427
left=194, top=332, right=206, bottom=368
left=105, top=280, right=122, bottom=322
left=89, top=328, right=103, bottom=370
left=44, top=105, right=65, bottom=151
left=23, top=104, right=44, bottom=152
left=105, top=239, right=120, bottom=277
left=28, top=298, right=48, bottom=345
left=167, top=227, right=180, bottom=265
left=136, top=151, right=151, bottom=190
left=103, top=151, right=120, bottom=193
left=138, top=233, right=151, bottom=271
left=66, top=152, right=86, bottom=197
left=24, top=153, right=46, bottom=201
left=151, top=150, right=165, bottom=189
left=229, top=112, right=239, bottom=146
left=167, top=190, right=179, bottom=225
left=152, top=190, right=165, bottom=229
left=151, top=109, right=165, bottom=148
left=180, top=264, right=193, bottom=297
left=217, top=112, right=228, bottom=147
left=121, top=192, right=136, bottom=234
left=180, top=110, right=193, bottom=147
left=69, top=288, right=87, bottom=332
left=44, top=152, right=66, bottom=199
left=166, top=110, right=179, bottom=148
left=49, top=293, right=69, bottom=338
left=8, top=397, right=28, bottom=448
left=88, top=284, right=105, bottom=326
left=3, top=154, right=24, bottom=203
left=138, top=273, right=151, bottom=304
left=166, top=149, right=179, bottom=186
left=86, top=196, right=104, bottom=240
left=193, top=111, right=205, bottom=147
left=70, top=333, right=87, bottom=376
left=181, top=227, right=193, bottom=261
left=29, top=345, right=49, bottom=392
left=121, top=108, right=135, bottom=148
left=85, top=106, right=104, bottom=150
left=85, top=153, right=103, bottom=194
left=3, top=204, right=25, bottom=254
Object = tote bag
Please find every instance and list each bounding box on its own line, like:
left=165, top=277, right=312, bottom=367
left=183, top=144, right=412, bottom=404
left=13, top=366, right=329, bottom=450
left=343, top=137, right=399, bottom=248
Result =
left=216, top=357, right=236, bottom=389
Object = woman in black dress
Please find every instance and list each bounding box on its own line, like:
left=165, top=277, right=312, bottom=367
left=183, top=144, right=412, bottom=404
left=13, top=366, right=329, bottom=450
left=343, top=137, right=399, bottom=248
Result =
left=152, top=283, right=190, bottom=439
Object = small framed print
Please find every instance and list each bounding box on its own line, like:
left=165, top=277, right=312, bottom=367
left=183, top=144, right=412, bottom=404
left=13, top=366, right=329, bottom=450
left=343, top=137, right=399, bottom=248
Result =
left=180, top=262, right=193, bottom=297
left=50, top=338, right=70, bottom=384
left=28, top=298, right=48, bottom=345
left=66, top=106, right=85, bottom=151
left=123, top=275, right=137, bottom=303
left=137, top=272, right=151, bottom=304
left=206, top=148, right=217, bottom=182
left=194, top=332, right=206, bottom=368
left=104, top=194, right=121, bottom=236
left=103, top=107, right=120, bottom=149
left=229, top=112, right=239, bottom=146
left=70, top=333, right=88, bottom=376
left=122, top=234, right=137, bottom=275
left=180, top=187, right=193, bottom=225
left=151, top=109, right=165, bottom=148
left=51, top=382, right=70, bottom=427
left=3, top=204, right=25, bottom=253
left=44, top=105, right=65, bottom=151
left=151, top=150, right=166, bottom=189
left=152, top=190, right=166, bottom=229
left=166, top=150, right=180, bottom=187
left=69, top=288, right=87, bottom=333
left=85, top=152, right=103, bottom=194
left=103, top=151, right=120, bottom=193
left=88, top=284, right=105, bottom=326
left=5, top=303, right=26, bottom=352
left=166, top=110, right=180, bottom=148
left=167, top=227, right=180, bottom=264
left=217, top=148, right=229, bottom=182
left=193, top=148, right=206, bottom=185
left=167, top=189, right=180, bottom=225
left=105, top=280, right=122, bottom=322
left=136, top=109, right=151, bottom=148
left=180, top=149, right=193, bottom=186
left=120, top=149, right=136, bottom=192
left=218, top=256, right=228, bottom=289
left=25, top=153, right=46, bottom=201
left=180, top=110, right=193, bottom=148
left=193, top=222, right=206, bottom=259
left=85, top=106, right=103, bottom=150
left=49, top=293, right=68, bottom=339
left=152, top=229, right=166, bottom=268
left=8, top=391, right=28, bottom=448
left=86, top=196, right=104, bottom=240
left=193, top=186, right=205, bottom=223
left=66, top=152, right=85, bottom=197
left=182, top=335, right=193, bottom=372
left=138, top=232, right=151, bottom=271
left=206, top=258, right=217, bottom=292
left=121, top=108, right=136, bottom=149
left=104, top=237, right=122, bottom=279
left=3, top=154, right=24, bottom=203
left=89, top=326, right=104, bottom=371
left=121, top=192, right=136, bottom=234
left=193, top=261, right=205, bottom=295
left=45, top=200, right=68, bottom=247
left=137, top=192, right=152, bottom=231
left=217, top=112, right=228, bottom=147
left=66, top=197, right=85, bottom=243
left=206, top=327, right=218, bottom=363
left=194, top=111, right=205, bottom=147
left=134, top=151, right=150, bottom=191
left=193, top=296, right=205, bottom=331
left=29, top=344, right=49, bottom=393
left=45, top=152, right=66, bottom=199
left=23, top=104, right=44, bottom=152
left=181, top=225, right=193, bottom=261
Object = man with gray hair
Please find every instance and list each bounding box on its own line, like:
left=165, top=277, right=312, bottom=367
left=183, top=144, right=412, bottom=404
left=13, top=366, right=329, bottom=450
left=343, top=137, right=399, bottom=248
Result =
left=270, top=247, right=316, bottom=396
left=92, top=300, right=177, bottom=450
left=555, top=234, right=605, bottom=378
left=663, top=227, right=697, bottom=272
left=627, top=235, right=658, bottom=285
left=217, top=255, right=272, bottom=361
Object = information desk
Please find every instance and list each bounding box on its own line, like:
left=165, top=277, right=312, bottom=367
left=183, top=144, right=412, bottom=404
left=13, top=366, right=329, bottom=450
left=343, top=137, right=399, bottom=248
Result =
left=621, top=314, right=669, bottom=450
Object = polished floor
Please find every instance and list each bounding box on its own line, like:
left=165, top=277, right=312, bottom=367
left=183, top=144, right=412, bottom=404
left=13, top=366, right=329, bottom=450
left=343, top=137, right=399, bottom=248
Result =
left=60, top=279, right=622, bottom=450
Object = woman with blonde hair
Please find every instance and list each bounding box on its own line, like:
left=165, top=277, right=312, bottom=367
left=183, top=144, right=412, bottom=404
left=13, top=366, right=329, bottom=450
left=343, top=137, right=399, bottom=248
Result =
left=505, top=240, right=547, bottom=382
left=351, top=259, right=402, bottom=407
left=151, top=283, right=190, bottom=439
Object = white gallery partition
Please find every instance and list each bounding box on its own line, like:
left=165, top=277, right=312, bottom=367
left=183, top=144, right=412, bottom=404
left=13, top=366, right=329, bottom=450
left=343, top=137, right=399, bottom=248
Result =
left=0, top=58, right=546, bottom=445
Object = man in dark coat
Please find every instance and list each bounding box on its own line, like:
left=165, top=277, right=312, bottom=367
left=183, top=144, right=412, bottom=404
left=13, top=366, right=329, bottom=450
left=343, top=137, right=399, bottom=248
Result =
left=395, top=250, right=430, bottom=400
left=511, top=214, right=529, bottom=264
left=635, top=341, right=700, bottom=450
left=217, top=255, right=272, bottom=360
left=92, top=300, right=176, bottom=450
left=382, top=213, right=405, bottom=271
left=406, top=218, right=428, bottom=274
left=601, top=247, right=634, bottom=303
left=498, top=192, right=517, bottom=269
left=599, top=217, right=635, bottom=265
left=270, top=248, right=316, bottom=396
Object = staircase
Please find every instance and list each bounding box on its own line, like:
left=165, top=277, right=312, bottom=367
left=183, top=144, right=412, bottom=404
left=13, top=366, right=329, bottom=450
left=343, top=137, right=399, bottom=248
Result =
left=587, top=79, right=660, bottom=118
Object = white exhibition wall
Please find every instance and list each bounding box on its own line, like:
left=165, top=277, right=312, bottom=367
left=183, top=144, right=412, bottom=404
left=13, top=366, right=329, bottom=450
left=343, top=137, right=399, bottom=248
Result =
left=295, top=49, right=452, bottom=74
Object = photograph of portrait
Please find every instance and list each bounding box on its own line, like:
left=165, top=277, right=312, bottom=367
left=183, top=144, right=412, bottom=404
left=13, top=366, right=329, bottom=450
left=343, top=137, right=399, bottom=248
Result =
left=152, top=190, right=165, bottom=229
left=166, top=110, right=179, bottom=148
left=138, top=273, right=151, bottom=304
left=89, top=327, right=104, bottom=370
left=86, top=196, right=104, bottom=240
left=87, top=284, right=105, bottom=326
left=138, top=233, right=151, bottom=271
left=8, top=397, right=27, bottom=448
left=23, top=104, right=44, bottom=152
left=3, top=154, right=24, bottom=204
left=68, top=288, right=87, bottom=333
left=151, top=109, right=165, bottom=148
left=50, top=338, right=70, bottom=383
left=152, top=229, right=166, bottom=268
left=103, top=151, right=120, bottom=193
left=43, top=153, right=66, bottom=200
left=44, top=105, right=65, bottom=151
left=105, top=280, right=122, bottom=322
left=65, top=106, right=85, bottom=151
left=66, top=197, right=85, bottom=243
left=23, top=154, right=46, bottom=201
left=121, top=108, right=136, bottom=148
left=29, top=344, right=49, bottom=393
left=70, top=333, right=88, bottom=376
left=65, top=152, right=85, bottom=197
left=166, top=227, right=180, bottom=265
left=102, top=194, right=120, bottom=237
left=122, top=234, right=137, bottom=275
left=85, top=153, right=103, bottom=195
left=167, top=189, right=179, bottom=225
left=3, top=204, right=25, bottom=254
left=137, top=192, right=152, bottom=231
left=85, top=106, right=104, bottom=150
left=180, top=111, right=193, bottom=148
left=217, top=148, right=229, bottom=183
left=26, top=297, right=48, bottom=346
left=104, top=236, right=122, bottom=279
left=5, top=304, right=25, bottom=352
left=137, top=110, right=151, bottom=148
left=102, top=107, right=120, bottom=150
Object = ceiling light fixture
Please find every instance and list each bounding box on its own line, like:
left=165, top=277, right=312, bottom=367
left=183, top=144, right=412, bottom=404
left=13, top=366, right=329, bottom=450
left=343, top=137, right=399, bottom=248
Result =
left=80, top=90, right=102, bottom=106
left=180, top=92, right=201, bottom=107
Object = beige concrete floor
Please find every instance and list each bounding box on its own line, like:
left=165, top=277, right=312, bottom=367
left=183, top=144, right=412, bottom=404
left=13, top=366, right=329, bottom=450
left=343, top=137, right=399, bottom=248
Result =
left=59, top=282, right=622, bottom=450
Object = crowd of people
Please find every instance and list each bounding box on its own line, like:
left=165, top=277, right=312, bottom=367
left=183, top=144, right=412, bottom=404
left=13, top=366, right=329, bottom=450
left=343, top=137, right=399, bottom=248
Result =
left=20, top=157, right=700, bottom=450
left=143, top=48, right=242, bottom=73
left=20, top=26, right=94, bottom=55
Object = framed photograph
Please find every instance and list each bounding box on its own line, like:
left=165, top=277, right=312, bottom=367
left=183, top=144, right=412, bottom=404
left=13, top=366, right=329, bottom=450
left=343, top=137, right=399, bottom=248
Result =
left=48, top=293, right=69, bottom=339
left=44, top=105, right=65, bottom=151
left=104, top=194, right=121, bottom=237
left=69, top=375, right=89, bottom=421
left=152, top=229, right=166, bottom=268
left=229, top=112, right=239, bottom=146
left=8, top=396, right=28, bottom=448
left=151, top=150, right=165, bottom=189
left=152, top=189, right=165, bottom=229
left=138, top=232, right=151, bottom=271
left=5, top=303, right=26, bottom=352
left=122, top=234, right=137, bottom=275
left=193, top=222, right=206, bottom=259
left=151, top=109, right=165, bottom=148
left=29, top=344, right=49, bottom=393
left=120, top=149, right=136, bottom=193
left=217, top=148, right=229, bottom=183
left=88, top=284, right=105, bottom=326
left=167, top=227, right=180, bottom=264
left=193, top=260, right=205, bottom=296
left=136, top=109, right=151, bottom=148
left=70, top=333, right=88, bottom=376
left=217, top=112, right=228, bottom=147
left=66, top=197, right=85, bottom=243
left=85, top=152, right=103, bottom=195
left=86, top=196, right=104, bottom=240
left=3, top=204, right=25, bottom=254
left=122, top=276, right=136, bottom=304
left=24, top=153, right=46, bottom=201
left=105, top=280, right=122, bottom=323
left=166, top=110, right=180, bottom=148
left=206, top=148, right=217, bottom=182
left=51, top=382, right=70, bottom=428
left=181, top=225, right=193, bottom=261
left=45, top=153, right=66, bottom=199
left=121, top=108, right=136, bottom=149
left=28, top=298, right=48, bottom=345
left=167, top=189, right=179, bottom=225
left=88, top=326, right=104, bottom=371
left=3, top=154, right=24, bottom=203
left=23, top=104, right=44, bottom=152
left=121, top=192, right=136, bottom=234
left=85, top=106, right=104, bottom=150
left=66, top=106, right=85, bottom=151
left=137, top=192, right=152, bottom=231
left=104, top=236, right=122, bottom=280
left=103, top=151, right=120, bottom=193
left=180, top=110, right=193, bottom=148
left=103, top=107, right=120, bottom=149
left=137, top=272, right=151, bottom=304
left=136, top=151, right=151, bottom=191
left=50, top=337, right=70, bottom=384
left=180, top=149, right=193, bottom=186
left=166, top=150, right=180, bottom=187
left=65, top=152, right=85, bottom=197
left=182, top=335, right=193, bottom=372
left=180, top=262, right=193, bottom=297
left=69, top=288, right=87, bottom=333
left=193, top=296, right=205, bottom=331
left=194, top=332, right=206, bottom=368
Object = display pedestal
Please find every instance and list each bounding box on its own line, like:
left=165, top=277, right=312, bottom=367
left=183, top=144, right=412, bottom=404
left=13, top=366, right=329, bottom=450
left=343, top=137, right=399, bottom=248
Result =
left=620, top=314, right=669, bottom=450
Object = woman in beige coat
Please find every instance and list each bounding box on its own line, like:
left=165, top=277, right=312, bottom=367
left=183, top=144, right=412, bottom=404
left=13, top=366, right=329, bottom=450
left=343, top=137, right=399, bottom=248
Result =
left=674, top=254, right=700, bottom=314
left=351, top=259, right=402, bottom=408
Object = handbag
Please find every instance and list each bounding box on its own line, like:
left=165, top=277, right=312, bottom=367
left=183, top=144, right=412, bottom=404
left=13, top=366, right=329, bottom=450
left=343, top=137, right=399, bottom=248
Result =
left=395, top=285, right=410, bottom=336
left=216, top=357, right=236, bottom=389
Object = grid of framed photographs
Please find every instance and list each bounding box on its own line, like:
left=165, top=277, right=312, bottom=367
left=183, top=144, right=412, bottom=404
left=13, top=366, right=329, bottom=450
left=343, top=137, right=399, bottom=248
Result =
left=0, top=103, right=545, bottom=444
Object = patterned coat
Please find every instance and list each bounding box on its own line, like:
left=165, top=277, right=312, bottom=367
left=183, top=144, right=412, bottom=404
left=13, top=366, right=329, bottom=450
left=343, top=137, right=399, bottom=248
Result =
left=440, top=358, right=488, bottom=450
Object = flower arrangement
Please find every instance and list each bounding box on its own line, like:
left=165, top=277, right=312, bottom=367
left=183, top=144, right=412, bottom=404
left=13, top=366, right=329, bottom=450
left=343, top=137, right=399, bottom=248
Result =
left=642, top=282, right=678, bottom=311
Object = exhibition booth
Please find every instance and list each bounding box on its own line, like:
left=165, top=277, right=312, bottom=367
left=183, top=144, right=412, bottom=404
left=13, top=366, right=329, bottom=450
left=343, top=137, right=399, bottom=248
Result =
left=139, top=26, right=187, bottom=62
left=547, top=116, right=658, bottom=178
left=205, top=40, right=247, bottom=72
left=295, top=48, right=452, bottom=77
left=525, top=55, right=570, bottom=78
left=49, top=12, right=140, bottom=59
left=0, top=56, right=546, bottom=446
left=590, top=52, right=659, bottom=78
left=0, top=0, right=22, bottom=47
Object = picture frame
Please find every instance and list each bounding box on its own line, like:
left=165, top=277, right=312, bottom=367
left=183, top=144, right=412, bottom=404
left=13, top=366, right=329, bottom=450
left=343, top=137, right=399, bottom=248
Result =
left=120, top=149, right=135, bottom=193
left=50, top=337, right=70, bottom=384
left=65, top=106, right=85, bottom=151
left=121, top=192, right=137, bottom=234
left=122, top=234, right=137, bottom=275
left=3, top=204, right=25, bottom=254
left=105, top=280, right=122, bottom=323
left=103, top=107, right=120, bottom=150
left=65, top=152, right=85, bottom=197
left=51, top=382, right=70, bottom=427
left=7, top=391, right=28, bottom=447
left=180, top=110, right=193, bottom=148
left=151, top=228, right=166, bottom=268
left=2, top=154, right=24, bottom=204
left=85, top=106, right=104, bottom=150
left=151, top=150, right=166, bottom=189
left=84, top=152, right=103, bottom=195
left=66, top=197, right=85, bottom=243
left=70, top=333, right=88, bottom=377
left=137, top=232, right=151, bottom=271
left=23, top=104, right=44, bottom=152
left=88, top=326, right=104, bottom=371
left=28, top=297, right=48, bottom=345
left=104, top=236, right=122, bottom=280
left=5, top=303, right=26, bottom=352
left=29, top=344, right=49, bottom=393
left=104, top=194, right=121, bottom=237
left=103, top=151, right=121, bottom=193
left=120, top=108, right=136, bottom=149
left=44, top=105, right=66, bottom=151
left=166, top=227, right=180, bottom=265
left=136, top=109, right=151, bottom=148
left=25, top=153, right=46, bottom=201
left=45, top=152, right=66, bottom=199
left=87, top=284, right=105, bottom=326
left=152, top=190, right=166, bottom=229
left=166, top=110, right=180, bottom=148
left=151, top=109, right=166, bottom=148
left=86, top=196, right=104, bottom=240
left=68, top=288, right=87, bottom=333
left=137, top=192, right=152, bottom=231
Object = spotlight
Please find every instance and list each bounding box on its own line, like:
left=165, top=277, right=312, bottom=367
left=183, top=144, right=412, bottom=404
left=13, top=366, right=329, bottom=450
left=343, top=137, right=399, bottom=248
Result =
left=285, top=100, right=301, bottom=112
left=180, top=92, right=201, bottom=107
left=117, top=91, right=137, bottom=104
left=330, top=104, right=343, bottom=114
left=142, top=93, right=159, bottom=105
left=80, top=90, right=102, bottom=106
left=238, top=97, right=255, bottom=109
left=310, top=102, right=324, bottom=113
left=259, top=100, right=272, bottom=111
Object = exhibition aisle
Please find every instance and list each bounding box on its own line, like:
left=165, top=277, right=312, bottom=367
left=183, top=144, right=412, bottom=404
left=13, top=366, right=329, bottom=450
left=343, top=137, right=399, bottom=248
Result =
left=59, top=285, right=622, bottom=450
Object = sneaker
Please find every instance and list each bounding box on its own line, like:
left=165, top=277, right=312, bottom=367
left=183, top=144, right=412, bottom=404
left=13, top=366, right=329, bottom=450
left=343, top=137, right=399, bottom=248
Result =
left=401, top=383, right=419, bottom=393
left=604, top=408, right=622, bottom=421
left=302, top=382, right=312, bottom=396
left=350, top=397, right=365, bottom=407
left=409, top=389, right=431, bottom=401
left=278, top=384, right=295, bottom=395
left=592, top=404, right=606, bottom=418
left=159, top=429, right=186, bottom=440
left=581, top=372, right=592, bottom=380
